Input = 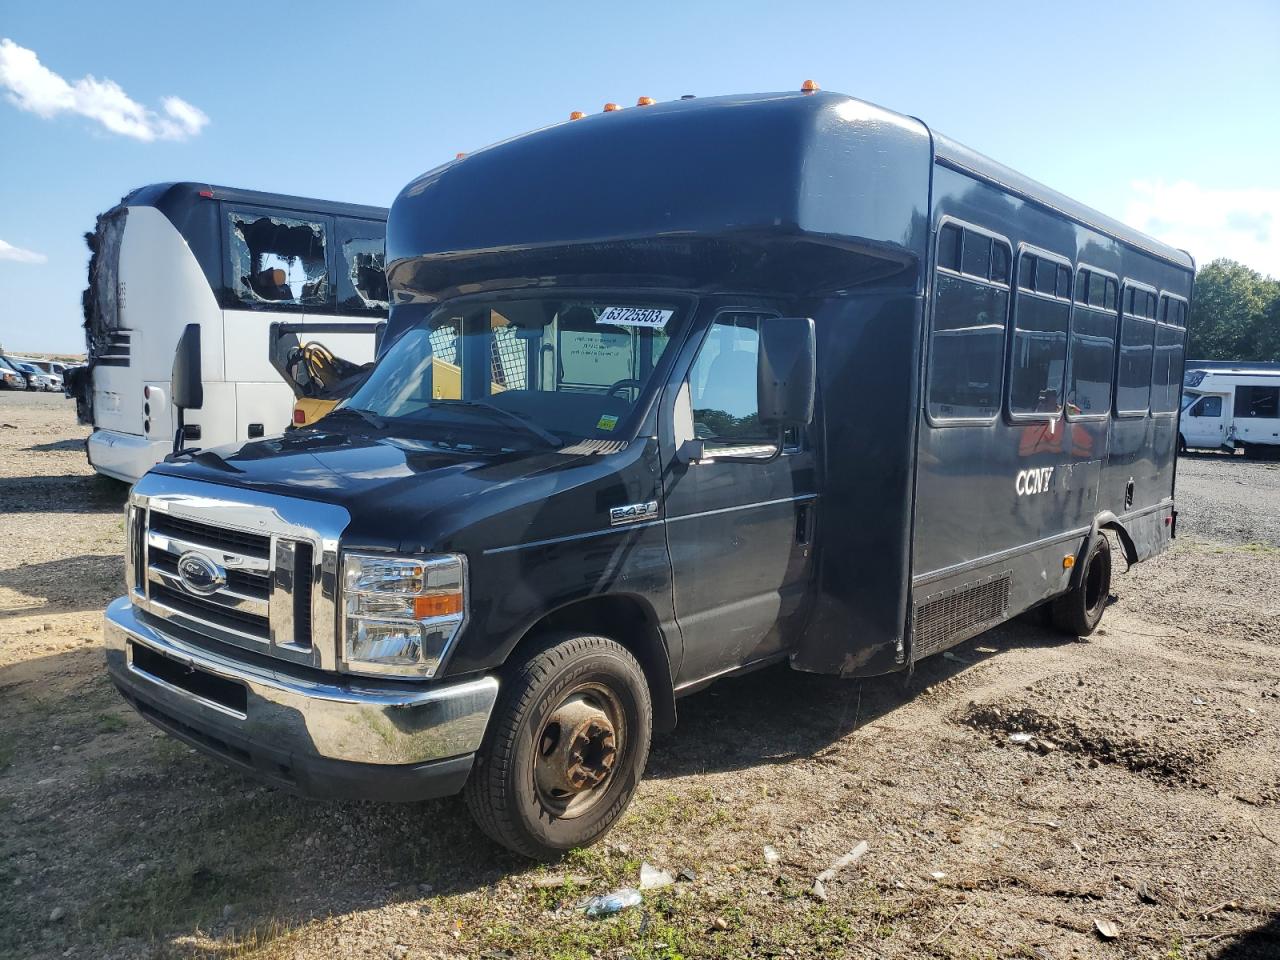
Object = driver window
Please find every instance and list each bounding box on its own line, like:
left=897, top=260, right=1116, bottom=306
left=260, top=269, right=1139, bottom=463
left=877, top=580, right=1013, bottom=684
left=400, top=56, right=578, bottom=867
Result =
left=687, top=313, right=772, bottom=445
left=1192, top=396, right=1221, bottom=418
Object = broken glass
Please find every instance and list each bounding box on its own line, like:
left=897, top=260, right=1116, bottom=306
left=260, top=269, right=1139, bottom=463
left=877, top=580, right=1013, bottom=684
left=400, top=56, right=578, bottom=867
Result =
left=228, top=211, right=328, bottom=306
left=341, top=236, right=388, bottom=310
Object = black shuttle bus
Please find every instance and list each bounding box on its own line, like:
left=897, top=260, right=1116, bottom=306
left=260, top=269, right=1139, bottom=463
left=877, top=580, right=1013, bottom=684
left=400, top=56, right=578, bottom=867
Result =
left=104, top=87, right=1193, bottom=858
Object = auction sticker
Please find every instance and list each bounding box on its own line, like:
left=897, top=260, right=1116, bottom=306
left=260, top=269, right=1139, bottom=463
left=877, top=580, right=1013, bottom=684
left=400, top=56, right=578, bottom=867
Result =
left=597, top=306, right=673, bottom=329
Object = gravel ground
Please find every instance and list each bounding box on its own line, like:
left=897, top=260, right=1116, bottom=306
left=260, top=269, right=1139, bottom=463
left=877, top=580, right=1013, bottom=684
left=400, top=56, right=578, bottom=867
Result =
left=1, top=391, right=1277, bottom=960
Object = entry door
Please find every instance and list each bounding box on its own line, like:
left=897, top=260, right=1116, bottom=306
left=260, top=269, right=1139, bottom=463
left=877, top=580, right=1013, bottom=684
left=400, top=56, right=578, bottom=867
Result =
left=1183, top=394, right=1226, bottom=448
left=659, top=310, right=817, bottom=686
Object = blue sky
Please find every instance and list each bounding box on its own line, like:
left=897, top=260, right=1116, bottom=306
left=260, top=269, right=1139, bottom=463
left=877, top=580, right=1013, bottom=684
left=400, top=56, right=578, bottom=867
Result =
left=2, top=0, right=1278, bottom=354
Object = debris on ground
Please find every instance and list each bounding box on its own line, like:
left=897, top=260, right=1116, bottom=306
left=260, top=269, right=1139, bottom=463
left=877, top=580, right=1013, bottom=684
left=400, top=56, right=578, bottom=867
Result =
left=638, top=863, right=674, bottom=890
left=762, top=845, right=781, bottom=866
left=815, top=840, right=869, bottom=884
left=1094, top=918, right=1119, bottom=939
left=578, top=888, right=643, bottom=917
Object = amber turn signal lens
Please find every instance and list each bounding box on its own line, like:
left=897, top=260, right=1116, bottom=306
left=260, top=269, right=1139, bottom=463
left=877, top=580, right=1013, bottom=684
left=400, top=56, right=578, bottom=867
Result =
left=569, top=110, right=585, bottom=120
left=603, top=102, right=620, bottom=112
left=414, top=594, right=464, bottom=619
left=800, top=79, right=820, bottom=93
left=1062, top=555, right=1076, bottom=570
left=636, top=96, right=655, bottom=106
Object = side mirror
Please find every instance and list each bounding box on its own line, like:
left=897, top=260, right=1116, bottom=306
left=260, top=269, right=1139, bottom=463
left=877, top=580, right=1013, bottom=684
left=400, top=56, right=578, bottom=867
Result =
left=758, top=317, right=815, bottom=428
left=170, top=324, right=203, bottom=454
left=171, top=324, right=204, bottom=411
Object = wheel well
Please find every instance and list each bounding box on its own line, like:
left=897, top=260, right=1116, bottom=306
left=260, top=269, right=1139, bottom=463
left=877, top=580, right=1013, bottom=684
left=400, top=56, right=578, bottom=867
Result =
left=1100, top=522, right=1139, bottom=566
left=520, top=595, right=678, bottom=734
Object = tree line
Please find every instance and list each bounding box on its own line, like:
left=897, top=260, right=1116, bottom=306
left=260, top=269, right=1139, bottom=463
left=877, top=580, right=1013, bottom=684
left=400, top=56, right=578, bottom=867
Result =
left=1188, top=259, right=1280, bottom=362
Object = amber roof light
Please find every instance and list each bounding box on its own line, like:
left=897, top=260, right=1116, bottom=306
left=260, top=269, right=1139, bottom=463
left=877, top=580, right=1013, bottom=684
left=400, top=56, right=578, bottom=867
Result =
left=636, top=96, right=655, bottom=106
left=801, top=79, right=820, bottom=94
left=603, top=102, right=620, bottom=112
left=569, top=110, right=585, bottom=120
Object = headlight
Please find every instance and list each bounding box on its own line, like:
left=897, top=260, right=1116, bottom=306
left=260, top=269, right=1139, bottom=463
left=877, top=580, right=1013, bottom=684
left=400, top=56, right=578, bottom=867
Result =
left=341, top=552, right=466, bottom=678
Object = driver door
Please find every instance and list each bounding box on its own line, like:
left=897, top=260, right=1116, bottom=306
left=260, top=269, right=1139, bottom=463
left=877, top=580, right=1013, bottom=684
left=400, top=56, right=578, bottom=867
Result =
left=1183, top=394, right=1225, bottom=449
left=659, top=309, right=817, bottom=687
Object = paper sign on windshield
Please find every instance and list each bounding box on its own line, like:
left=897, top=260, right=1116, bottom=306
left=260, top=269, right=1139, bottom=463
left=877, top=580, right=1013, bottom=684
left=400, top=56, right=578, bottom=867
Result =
left=596, top=306, right=673, bottom=329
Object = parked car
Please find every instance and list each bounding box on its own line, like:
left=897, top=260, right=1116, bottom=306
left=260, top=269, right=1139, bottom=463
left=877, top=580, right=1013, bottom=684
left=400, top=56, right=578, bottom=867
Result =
left=0, top=356, right=29, bottom=390
left=13, top=361, right=58, bottom=391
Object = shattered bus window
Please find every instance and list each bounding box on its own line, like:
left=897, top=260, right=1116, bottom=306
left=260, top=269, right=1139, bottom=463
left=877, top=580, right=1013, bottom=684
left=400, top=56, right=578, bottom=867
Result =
left=228, top=212, right=329, bottom=306
left=341, top=236, right=388, bottom=310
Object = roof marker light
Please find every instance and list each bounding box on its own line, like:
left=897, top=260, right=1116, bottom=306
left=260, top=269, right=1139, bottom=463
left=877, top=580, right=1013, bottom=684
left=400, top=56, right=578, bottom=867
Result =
left=197, top=189, right=214, bottom=198
left=636, top=96, right=655, bottom=107
left=603, top=102, right=620, bottom=112
left=569, top=110, right=585, bottom=120
left=455, top=152, right=466, bottom=159
left=801, top=79, right=820, bottom=94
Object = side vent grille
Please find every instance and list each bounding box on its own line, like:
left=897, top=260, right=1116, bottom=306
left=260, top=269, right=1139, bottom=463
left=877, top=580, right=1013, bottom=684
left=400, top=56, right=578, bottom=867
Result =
left=96, top=330, right=132, bottom=367
left=292, top=542, right=314, bottom=649
left=912, top=572, right=1011, bottom=661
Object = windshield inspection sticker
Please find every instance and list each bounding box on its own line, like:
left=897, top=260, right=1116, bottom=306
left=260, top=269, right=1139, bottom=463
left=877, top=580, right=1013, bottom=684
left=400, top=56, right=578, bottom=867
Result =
left=596, top=414, right=619, bottom=431
left=597, top=306, right=673, bottom=329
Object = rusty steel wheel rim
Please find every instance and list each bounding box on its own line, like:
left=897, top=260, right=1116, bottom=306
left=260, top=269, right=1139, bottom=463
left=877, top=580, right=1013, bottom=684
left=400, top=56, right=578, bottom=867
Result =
left=532, top=682, right=626, bottom=819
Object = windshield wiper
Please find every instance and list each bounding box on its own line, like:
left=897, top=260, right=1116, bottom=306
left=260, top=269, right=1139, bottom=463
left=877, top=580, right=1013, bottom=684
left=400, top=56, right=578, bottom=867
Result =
left=435, top=401, right=562, bottom=448
left=322, top=406, right=386, bottom=430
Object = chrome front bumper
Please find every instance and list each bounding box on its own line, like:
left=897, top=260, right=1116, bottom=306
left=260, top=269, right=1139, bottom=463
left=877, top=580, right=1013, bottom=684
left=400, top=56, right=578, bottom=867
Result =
left=104, top=596, right=498, bottom=800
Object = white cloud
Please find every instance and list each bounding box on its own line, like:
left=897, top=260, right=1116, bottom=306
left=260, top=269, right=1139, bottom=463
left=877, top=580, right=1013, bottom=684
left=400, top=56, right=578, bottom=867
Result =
left=0, top=239, right=47, bottom=264
left=1124, top=180, right=1279, bottom=277
left=0, top=38, right=208, bottom=141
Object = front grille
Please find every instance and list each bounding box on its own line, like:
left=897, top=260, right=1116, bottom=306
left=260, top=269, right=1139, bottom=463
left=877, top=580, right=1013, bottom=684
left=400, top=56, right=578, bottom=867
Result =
left=142, top=510, right=315, bottom=659
left=151, top=512, right=270, bottom=558
left=912, top=572, right=1011, bottom=660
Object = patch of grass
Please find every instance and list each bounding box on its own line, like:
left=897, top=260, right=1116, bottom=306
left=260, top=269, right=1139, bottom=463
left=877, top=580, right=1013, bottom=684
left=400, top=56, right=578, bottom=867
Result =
left=0, top=735, right=14, bottom=773
left=82, top=797, right=309, bottom=944
left=95, top=713, right=128, bottom=734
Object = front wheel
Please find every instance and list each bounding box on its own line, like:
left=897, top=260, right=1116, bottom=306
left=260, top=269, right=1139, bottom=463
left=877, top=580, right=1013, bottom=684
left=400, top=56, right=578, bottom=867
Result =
left=464, top=632, right=652, bottom=859
left=1051, top=534, right=1111, bottom=637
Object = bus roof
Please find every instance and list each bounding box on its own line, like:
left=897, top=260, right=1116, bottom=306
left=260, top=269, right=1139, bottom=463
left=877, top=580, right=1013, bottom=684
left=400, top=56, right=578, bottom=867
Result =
left=932, top=134, right=1193, bottom=270
left=124, top=182, right=387, bottom=222
left=387, top=89, right=1193, bottom=300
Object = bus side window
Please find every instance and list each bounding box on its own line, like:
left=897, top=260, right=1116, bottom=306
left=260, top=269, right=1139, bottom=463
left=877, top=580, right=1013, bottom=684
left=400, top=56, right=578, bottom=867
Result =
left=1190, top=396, right=1221, bottom=418
left=1116, top=284, right=1156, bottom=415
left=1066, top=266, right=1117, bottom=418
left=1150, top=295, right=1187, bottom=415
left=1009, top=249, right=1071, bottom=417
left=927, top=223, right=1011, bottom=423
left=227, top=210, right=330, bottom=307
left=337, top=217, right=388, bottom=313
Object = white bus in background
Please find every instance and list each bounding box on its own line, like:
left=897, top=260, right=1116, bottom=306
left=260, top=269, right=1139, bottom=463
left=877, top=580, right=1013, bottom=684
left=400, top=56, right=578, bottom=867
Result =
left=69, top=183, right=388, bottom=482
left=1181, top=362, right=1280, bottom=456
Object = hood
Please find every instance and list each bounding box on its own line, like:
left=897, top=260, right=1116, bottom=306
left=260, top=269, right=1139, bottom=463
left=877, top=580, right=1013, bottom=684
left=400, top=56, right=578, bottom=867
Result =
left=150, top=426, right=651, bottom=555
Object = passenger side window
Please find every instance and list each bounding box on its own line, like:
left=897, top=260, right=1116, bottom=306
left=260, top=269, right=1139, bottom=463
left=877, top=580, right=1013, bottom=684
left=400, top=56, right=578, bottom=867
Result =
left=1116, top=283, right=1157, bottom=415
left=1066, top=266, right=1117, bottom=418
left=688, top=313, right=771, bottom=444
left=1009, top=249, right=1071, bottom=417
left=928, top=222, right=1011, bottom=422
left=227, top=209, right=330, bottom=307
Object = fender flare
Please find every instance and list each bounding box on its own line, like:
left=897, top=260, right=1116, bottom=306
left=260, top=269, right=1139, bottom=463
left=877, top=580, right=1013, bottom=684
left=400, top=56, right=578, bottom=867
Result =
left=1071, top=511, right=1137, bottom=588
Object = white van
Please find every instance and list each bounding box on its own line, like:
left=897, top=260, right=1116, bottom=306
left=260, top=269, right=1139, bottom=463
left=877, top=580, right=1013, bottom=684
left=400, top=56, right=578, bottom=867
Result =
left=1181, top=364, right=1280, bottom=455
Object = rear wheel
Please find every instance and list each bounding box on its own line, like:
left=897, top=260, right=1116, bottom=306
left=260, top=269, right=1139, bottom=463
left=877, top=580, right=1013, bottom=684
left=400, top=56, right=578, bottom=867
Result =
left=464, top=632, right=652, bottom=860
left=1178, top=434, right=1188, bottom=455
left=1051, top=534, right=1112, bottom=637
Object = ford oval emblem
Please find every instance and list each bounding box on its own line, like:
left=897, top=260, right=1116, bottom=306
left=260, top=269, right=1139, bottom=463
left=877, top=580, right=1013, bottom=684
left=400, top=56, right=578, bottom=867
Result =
left=176, top=552, right=226, bottom=596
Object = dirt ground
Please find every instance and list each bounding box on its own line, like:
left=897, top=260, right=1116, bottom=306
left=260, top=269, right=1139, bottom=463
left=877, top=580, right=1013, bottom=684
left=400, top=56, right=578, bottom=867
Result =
left=1, top=390, right=1277, bottom=960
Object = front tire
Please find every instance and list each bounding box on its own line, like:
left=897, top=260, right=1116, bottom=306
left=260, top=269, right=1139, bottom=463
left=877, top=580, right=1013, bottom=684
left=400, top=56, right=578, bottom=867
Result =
left=464, top=632, right=652, bottom=860
left=1051, top=534, right=1111, bottom=637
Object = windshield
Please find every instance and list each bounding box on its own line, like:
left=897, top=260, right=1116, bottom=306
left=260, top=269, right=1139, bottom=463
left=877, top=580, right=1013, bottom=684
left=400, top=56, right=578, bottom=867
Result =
left=1181, top=391, right=1200, bottom=411
left=343, top=296, right=684, bottom=445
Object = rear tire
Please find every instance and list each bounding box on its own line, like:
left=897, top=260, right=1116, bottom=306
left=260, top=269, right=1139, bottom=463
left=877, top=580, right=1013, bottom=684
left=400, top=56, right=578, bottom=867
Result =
left=464, top=632, right=652, bottom=860
left=1051, top=534, right=1111, bottom=637
left=1178, top=435, right=1188, bottom=455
